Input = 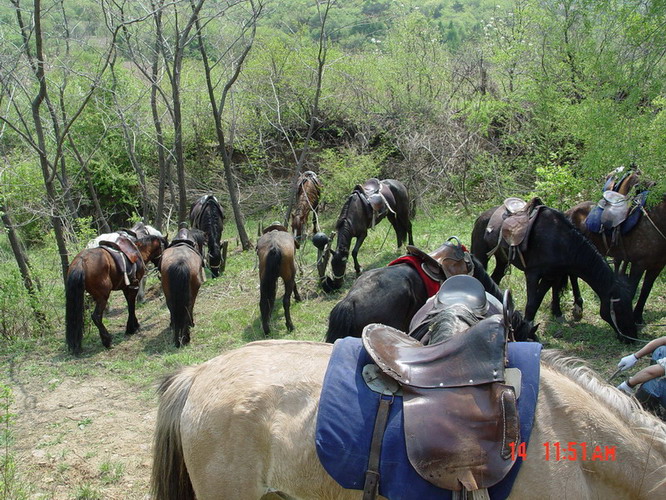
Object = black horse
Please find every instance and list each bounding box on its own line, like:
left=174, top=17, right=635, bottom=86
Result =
left=190, top=195, right=225, bottom=278
left=470, top=204, right=638, bottom=343
left=323, top=179, right=413, bottom=291
left=325, top=252, right=538, bottom=343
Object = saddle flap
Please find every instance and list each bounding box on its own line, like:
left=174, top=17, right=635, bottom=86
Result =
left=362, top=317, right=506, bottom=388
left=402, top=383, right=519, bottom=490
left=501, top=213, right=530, bottom=247
left=114, top=235, right=142, bottom=264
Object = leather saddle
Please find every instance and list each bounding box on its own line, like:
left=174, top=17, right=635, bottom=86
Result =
left=354, top=178, right=397, bottom=223
left=406, top=236, right=473, bottom=282
left=361, top=317, right=519, bottom=492
left=487, top=197, right=544, bottom=266
left=190, top=194, right=224, bottom=229
left=598, top=190, right=630, bottom=229
left=169, top=227, right=201, bottom=253
left=298, top=170, right=322, bottom=189
left=98, top=234, right=144, bottom=287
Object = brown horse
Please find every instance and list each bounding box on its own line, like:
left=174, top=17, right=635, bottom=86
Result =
left=151, top=340, right=666, bottom=500
left=160, top=227, right=206, bottom=347
left=291, top=171, right=322, bottom=243
left=256, top=224, right=301, bottom=335
left=565, top=195, right=666, bottom=324
left=65, top=234, right=167, bottom=355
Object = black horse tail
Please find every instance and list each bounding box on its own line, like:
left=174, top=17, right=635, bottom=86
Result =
left=260, top=247, right=281, bottom=335
left=204, top=205, right=222, bottom=278
left=471, top=255, right=503, bottom=302
left=325, top=299, right=356, bottom=343
left=168, top=262, right=191, bottom=347
left=65, top=261, right=85, bottom=355
left=151, top=367, right=198, bottom=500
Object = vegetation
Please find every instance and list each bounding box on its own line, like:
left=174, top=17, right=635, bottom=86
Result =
left=0, top=0, right=665, bottom=496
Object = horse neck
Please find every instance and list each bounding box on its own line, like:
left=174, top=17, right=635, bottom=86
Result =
left=568, top=240, right=615, bottom=300
left=533, top=363, right=666, bottom=498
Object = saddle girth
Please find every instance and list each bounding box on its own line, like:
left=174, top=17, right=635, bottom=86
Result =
left=361, top=319, right=519, bottom=492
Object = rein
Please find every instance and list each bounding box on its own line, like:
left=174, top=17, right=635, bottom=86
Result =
left=640, top=206, right=666, bottom=242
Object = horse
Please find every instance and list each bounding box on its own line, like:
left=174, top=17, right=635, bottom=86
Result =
left=256, top=223, right=301, bottom=335
left=291, top=171, right=322, bottom=243
left=325, top=240, right=538, bottom=342
left=160, top=227, right=206, bottom=347
left=151, top=340, right=666, bottom=500
left=128, top=222, right=166, bottom=302
left=563, top=195, right=666, bottom=325
left=65, top=234, right=167, bottom=354
left=190, top=195, right=225, bottom=278
left=324, top=178, right=414, bottom=291
left=471, top=204, right=638, bottom=342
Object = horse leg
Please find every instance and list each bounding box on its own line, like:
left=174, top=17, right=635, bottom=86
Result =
left=351, top=235, right=366, bottom=275
left=283, top=279, right=295, bottom=332
left=91, top=295, right=113, bottom=349
left=524, top=274, right=551, bottom=322
left=550, top=276, right=565, bottom=320
left=490, top=252, right=509, bottom=285
left=632, top=268, right=659, bottom=325
left=123, top=287, right=140, bottom=335
left=569, top=275, right=584, bottom=321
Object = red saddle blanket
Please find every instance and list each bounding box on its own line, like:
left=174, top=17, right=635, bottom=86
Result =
left=388, top=255, right=441, bottom=297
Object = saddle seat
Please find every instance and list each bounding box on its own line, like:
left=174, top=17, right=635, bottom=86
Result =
left=362, top=319, right=519, bottom=491
left=599, top=190, right=630, bottom=229
left=353, top=178, right=397, bottom=222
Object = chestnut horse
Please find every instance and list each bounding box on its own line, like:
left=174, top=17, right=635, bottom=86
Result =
left=291, top=171, right=322, bottom=243
left=160, top=228, right=206, bottom=347
left=563, top=195, right=666, bottom=324
left=256, top=224, right=301, bottom=335
left=65, top=234, right=167, bottom=354
left=151, top=340, right=666, bottom=500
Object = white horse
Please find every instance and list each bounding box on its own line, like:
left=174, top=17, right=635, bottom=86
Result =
left=151, top=339, right=666, bottom=500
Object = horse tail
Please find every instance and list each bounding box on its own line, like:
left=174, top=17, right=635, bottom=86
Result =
left=204, top=206, right=222, bottom=277
left=260, top=246, right=281, bottom=334
left=65, top=261, right=85, bottom=355
left=151, top=366, right=199, bottom=500
left=325, top=299, right=356, bottom=343
left=167, top=262, right=191, bottom=346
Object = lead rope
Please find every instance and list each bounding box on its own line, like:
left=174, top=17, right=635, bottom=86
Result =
left=640, top=206, right=666, bottom=242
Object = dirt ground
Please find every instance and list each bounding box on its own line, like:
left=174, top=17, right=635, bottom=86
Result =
left=11, top=372, right=155, bottom=499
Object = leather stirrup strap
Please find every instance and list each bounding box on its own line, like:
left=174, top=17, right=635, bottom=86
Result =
left=363, top=396, right=392, bottom=500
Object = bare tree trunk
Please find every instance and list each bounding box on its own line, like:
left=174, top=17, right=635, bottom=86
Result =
left=193, top=0, right=262, bottom=250
left=282, top=0, right=334, bottom=227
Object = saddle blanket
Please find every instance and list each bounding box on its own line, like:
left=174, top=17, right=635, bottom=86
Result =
left=388, top=255, right=441, bottom=297
left=315, top=338, right=542, bottom=500
left=585, top=191, right=647, bottom=235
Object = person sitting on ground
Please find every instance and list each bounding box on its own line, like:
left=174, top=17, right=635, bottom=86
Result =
left=616, top=336, right=666, bottom=414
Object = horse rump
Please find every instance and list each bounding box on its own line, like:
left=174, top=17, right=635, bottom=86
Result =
left=65, top=263, right=86, bottom=355
left=325, top=299, right=356, bottom=343
left=259, top=246, right=282, bottom=335
left=151, top=367, right=198, bottom=500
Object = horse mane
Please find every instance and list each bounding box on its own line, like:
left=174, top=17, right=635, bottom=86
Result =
left=335, top=194, right=355, bottom=231
left=540, top=349, right=666, bottom=444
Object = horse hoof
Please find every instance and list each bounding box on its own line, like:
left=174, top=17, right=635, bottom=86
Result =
left=553, top=315, right=565, bottom=324
left=572, top=305, right=583, bottom=322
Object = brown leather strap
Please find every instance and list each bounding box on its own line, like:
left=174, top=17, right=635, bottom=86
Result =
left=363, top=396, right=392, bottom=500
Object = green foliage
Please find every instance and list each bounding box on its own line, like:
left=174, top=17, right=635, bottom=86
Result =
left=318, top=148, right=382, bottom=206
left=531, top=161, right=580, bottom=210
left=0, top=384, right=28, bottom=500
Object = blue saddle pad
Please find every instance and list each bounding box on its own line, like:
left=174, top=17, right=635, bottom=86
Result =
left=585, top=191, right=647, bottom=235
left=315, top=338, right=542, bottom=500
left=585, top=205, right=603, bottom=233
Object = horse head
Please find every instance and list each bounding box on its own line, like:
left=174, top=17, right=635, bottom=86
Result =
left=324, top=245, right=348, bottom=291
left=600, top=274, right=638, bottom=343
left=137, top=235, right=168, bottom=267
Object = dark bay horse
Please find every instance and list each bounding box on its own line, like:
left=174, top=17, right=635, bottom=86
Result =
left=471, top=205, right=638, bottom=342
left=190, top=195, right=225, bottom=278
left=564, top=195, right=666, bottom=324
left=160, top=227, right=206, bottom=347
left=325, top=240, right=537, bottom=343
left=66, top=234, right=167, bottom=354
left=256, top=224, right=301, bottom=335
left=128, top=221, right=166, bottom=303
left=291, top=171, right=322, bottom=243
left=324, top=178, right=413, bottom=291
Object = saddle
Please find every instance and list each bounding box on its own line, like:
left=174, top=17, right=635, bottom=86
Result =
left=190, top=194, right=224, bottom=229
left=487, top=197, right=544, bottom=267
left=406, top=236, right=473, bottom=282
left=298, top=170, right=322, bottom=189
left=98, top=234, right=144, bottom=287
left=262, top=222, right=288, bottom=234
left=353, top=178, right=397, bottom=225
left=169, top=227, right=199, bottom=251
left=361, top=318, right=519, bottom=492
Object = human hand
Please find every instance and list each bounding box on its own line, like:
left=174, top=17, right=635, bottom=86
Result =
left=617, top=353, right=638, bottom=371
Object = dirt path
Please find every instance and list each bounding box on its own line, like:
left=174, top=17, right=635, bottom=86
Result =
left=12, top=372, right=155, bottom=499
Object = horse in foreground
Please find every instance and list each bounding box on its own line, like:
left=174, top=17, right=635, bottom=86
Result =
left=326, top=239, right=537, bottom=342
left=471, top=201, right=637, bottom=342
left=323, top=178, right=413, bottom=291
left=66, top=234, right=166, bottom=354
left=256, top=223, right=301, bottom=335
left=160, top=227, right=206, bottom=347
left=291, top=170, right=322, bottom=242
left=151, top=340, right=666, bottom=499
left=190, top=194, right=225, bottom=277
